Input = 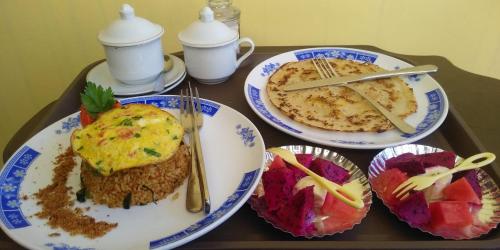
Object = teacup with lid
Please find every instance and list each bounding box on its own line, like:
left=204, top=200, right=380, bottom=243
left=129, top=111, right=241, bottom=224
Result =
left=178, top=6, right=255, bottom=84
left=98, top=4, right=165, bottom=85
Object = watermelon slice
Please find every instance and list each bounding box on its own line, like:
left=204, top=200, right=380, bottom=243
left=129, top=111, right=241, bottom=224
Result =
left=276, top=186, right=316, bottom=235
left=371, top=168, right=409, bottom=206
left=452, top=170, right=482, bottom=199
left=385, top=153, right=425, bottom=176
left=429, top=201, right=473, bottom=234
left=262, top=166, right=297, bottom=212
left=417, top=151, right=456, bottom=169
left=442, top=177, right=481, bottom=205
left=394, top=192, right=431, bottom=227
left=310, top=158, right=350, bottom=184
left=319, top=192, right=363, bottom=233
left=269, top=155, right=286, bottom=170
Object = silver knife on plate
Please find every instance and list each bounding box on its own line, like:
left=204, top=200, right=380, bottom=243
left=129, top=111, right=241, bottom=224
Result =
left=283, top=64, right=438, bottom=91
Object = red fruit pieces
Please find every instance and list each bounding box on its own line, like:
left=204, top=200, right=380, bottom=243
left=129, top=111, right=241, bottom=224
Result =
left=394, top=192, right=431, bottom=227
left=429, top=201, right=473, bottom=231
left=443, top=177, right=481, bottom=205
left=453, top=170, right=482, bottom=199
left=296, top=154, right=314, bottom=167
left=385, top=153, right=425, bottom=176
left=320, top=192, right=363, bottom=233
left=277, top=186, right=316, bottom=235
left=268, top=155, right=286, bottom=170
left=371, top=168, right=409, bottom=206
left=262, top=167, right=297, bottom=212
left=417, top=151, right=456, bottom=169
left=310, top=158, right=350, bottom=184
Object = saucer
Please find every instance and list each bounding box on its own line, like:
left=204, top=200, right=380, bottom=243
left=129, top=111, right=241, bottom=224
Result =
left=86, top=55, right=186, bottom=96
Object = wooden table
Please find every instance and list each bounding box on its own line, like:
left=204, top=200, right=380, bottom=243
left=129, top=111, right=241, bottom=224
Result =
left=2, top=46, right=500, bottom=249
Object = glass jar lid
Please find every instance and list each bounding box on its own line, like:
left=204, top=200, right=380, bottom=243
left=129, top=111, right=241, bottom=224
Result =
left=98, top=4, right=164, bottom=47
left=178, top=6, right=238, bottom=48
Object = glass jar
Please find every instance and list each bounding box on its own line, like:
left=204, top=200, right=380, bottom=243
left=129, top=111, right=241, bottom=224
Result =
left=208, top=0, right=240, bottom=37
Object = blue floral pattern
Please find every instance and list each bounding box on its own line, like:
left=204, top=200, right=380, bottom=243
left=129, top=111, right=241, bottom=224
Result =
left=236, top=124, right=256, bottom=147
left=247, top=85, right=301, bottom=134
left=0, top=146, right=39, bottom=229
left=295, top=48, right=377, bottom=63
left=55, top=115, right=80, bottom=134
left=121, top=96, right=221, bottom=117
left=149, top=169, right=259, bottom=249
left=330, top=140, right=375, bottom=145
left=45, top=243, right=94, bottom=250
left=401, top=89, right=445, bottom=138
left=260, top=62, right=280, bottom=77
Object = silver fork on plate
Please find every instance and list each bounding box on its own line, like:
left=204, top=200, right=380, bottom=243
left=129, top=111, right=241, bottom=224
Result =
left=187, top=82, right=211, bottom=214
left=180, top=89, right=203, bottom=213
left=312, top=56, right=416, bottom=134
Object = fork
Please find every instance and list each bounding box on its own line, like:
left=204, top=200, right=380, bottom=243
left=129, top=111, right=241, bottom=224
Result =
left=188, top=82, right=211, bottom=214
left=312, top=56, right=416, bottom=134
left=180, top=89, right=203, bottom=213
left=392, top=152, right=496, bottom=199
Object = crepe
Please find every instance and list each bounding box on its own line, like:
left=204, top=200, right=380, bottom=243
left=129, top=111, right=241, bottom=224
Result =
left=266, top=59, right=417, bottom=132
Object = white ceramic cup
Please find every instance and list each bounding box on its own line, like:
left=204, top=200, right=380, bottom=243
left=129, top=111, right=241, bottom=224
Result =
left=104, top=37, right=165, bottom=85
left=183, top=37, right=255, bottom=84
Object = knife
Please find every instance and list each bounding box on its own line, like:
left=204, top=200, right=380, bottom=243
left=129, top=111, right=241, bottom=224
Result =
left=283, top=64, right=438, bottom=91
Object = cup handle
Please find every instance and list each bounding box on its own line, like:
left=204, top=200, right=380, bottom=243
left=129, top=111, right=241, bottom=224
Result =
left=235, top=37, right=255, bottom=68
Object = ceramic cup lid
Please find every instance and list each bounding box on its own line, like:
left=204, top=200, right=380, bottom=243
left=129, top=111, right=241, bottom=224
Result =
left=178, top=6, right=237, bottom=48
left=98, top=4, right=164, bottom=47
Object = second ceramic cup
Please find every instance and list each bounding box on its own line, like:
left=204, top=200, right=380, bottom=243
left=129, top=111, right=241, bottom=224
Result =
left=179, top=6, right=255, bottom=84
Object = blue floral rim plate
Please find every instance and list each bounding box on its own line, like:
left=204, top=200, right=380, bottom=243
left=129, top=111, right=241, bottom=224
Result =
left=243, top=47, right=449, bottom=149
left=0, top=95, right=266, bottom=250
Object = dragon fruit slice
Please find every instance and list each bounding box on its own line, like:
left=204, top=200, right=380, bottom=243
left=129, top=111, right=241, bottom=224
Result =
left=385, top=153, right=425, bottom=176
left=394, top=192, right=431, bottom=227
left=296, top=154, right=314, bottom=167
left=452, top=170, right=482, bottom=199
left=310, top=158, right=350, bottom=184
left=417, top=151, right=456, bottom=169
left=293, top=176, right=327, bottom=208
left=277, top=186, right=316, bottom=235
left=262, top=167, right=297, bottom=212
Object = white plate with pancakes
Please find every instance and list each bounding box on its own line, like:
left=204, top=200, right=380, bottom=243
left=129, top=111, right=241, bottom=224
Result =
left=0, top=95, right=265, bottom=249
left=244, top=47, right=449, bottom=149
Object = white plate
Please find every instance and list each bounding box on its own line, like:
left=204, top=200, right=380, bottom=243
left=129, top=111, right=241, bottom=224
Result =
left=244, top=47, right=449, bottom=149
left=87, top=55, right=186, bottom=96
left=0, top=95, right=265, bottom=250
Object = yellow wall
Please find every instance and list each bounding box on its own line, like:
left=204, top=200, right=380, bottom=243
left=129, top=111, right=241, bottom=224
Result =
left=1, top=0, right=500, bottom=163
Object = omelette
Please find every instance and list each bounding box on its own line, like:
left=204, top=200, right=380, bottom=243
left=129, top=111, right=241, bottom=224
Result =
left=267, top=59, right=417, bottom=132
left=71, top=104, right=184, bottom=176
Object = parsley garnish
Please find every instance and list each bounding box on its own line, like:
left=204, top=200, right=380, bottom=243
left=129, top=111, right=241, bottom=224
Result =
left=144, top=148, right=161, bottom=157
left=134, top=133, right=141, bottom=138
left=80, top=82, right=115, bottom=119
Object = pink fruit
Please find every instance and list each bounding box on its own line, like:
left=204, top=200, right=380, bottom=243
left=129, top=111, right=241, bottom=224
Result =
left=417, top=151, right=456, bottom=169
left=269, top=155, right=286, bottom=170
left=394, top=192, right=431, bottom=227
left=453, top=170, right=482, bottom=199
left=262, top=167, right=297, bottom=212
left=442, top=177, right=481, bottom=205
left=385, top=153, right=425, bottom=176
left=371, top=168, right=409, bottom=206
left=320, top=192, right=363, bottom=233
left=296, top=154, right=314, bottom=167
left=310, top=158, right=350, bottom=184
left=429, top=201, right=473, bottom=234
left=277, top=186, right=316, bottom=235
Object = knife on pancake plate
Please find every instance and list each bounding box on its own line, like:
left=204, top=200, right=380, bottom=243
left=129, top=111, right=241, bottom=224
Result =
left=283, top=64, right=438, bottom=91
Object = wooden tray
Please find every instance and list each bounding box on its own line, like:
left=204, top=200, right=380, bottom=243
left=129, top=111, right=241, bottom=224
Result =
left=2, top=46, right=499, bottom=249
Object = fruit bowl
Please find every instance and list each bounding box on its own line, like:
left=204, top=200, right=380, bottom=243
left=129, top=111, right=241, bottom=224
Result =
left=248, top=145, right=372, bottom=238
left=369, top=144, right=500, bottom=240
